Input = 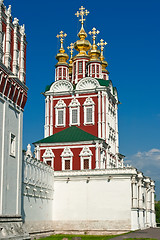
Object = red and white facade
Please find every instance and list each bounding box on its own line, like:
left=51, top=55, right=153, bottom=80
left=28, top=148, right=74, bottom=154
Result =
left=34, top=15, right=123, bottom=171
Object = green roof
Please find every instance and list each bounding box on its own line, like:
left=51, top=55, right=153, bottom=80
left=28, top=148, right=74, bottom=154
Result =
left=96, top=79, right=111, bottom=88
left=34, top=126, right=103, bottom=144
left=45, top=82, right=54, bottom=92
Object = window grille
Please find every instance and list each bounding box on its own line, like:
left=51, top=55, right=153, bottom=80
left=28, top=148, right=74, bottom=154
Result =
left=84, top=159, right=89, bottom=169
left=79, top=61, right=82, bottom=73
left=96, top=65, right=99, bottom=73
left=92, top=65, right=95, bottom=73
left=74, top=63, right=76, bottom=75
left=63, top=68, right=66, bottom=76
left=10, top=133, right=16, bottom=157
left=59, top=68, right=62, bottom=76
left=86, top=107, right=92, bottom=123
left=58, top=110, right=64, bottom=125
left=72, top=108, right=78, bottom=124
left=65, top=160, right=70, bottom=170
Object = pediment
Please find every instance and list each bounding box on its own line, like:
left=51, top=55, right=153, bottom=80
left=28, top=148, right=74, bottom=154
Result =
left=49, top=80, right=73, bottom=93
left=76, top=77, right=100, bottom=91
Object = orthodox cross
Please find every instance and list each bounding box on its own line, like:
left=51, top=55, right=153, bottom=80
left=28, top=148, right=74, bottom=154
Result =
left=56, top=31, right=67, bottom=49
left=89, top=27, right=100, bottom=45
left=75, top=6, right=89, bottom=26
left=67, top=43, right=74, bottom=59
left=97, top=39, right=107, bottom=58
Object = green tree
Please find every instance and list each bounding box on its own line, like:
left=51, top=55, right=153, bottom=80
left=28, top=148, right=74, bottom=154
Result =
left=155, top=201, right=160, bottom=223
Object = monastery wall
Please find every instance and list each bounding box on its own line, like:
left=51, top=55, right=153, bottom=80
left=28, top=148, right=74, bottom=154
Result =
left=22, top=153, right=54, bottom=237
left=52, top=169, right=135, bottom=234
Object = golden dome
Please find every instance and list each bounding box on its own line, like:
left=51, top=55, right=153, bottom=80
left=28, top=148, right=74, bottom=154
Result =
left=88, top=27, right=100, bottom=61
left=74, top=26, right=91, bottom=56
left=56, top=31, right=69, bottom=65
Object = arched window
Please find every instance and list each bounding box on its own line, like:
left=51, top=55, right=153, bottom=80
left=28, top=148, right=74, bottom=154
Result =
left=78, top=61, right=82, bottom=73
left=42, top=148, right=55, bottom=168
left=61, top=147, right=73, bottom=170
left=69, top=98, right=80, bottom=126
left=83, top=97, right=95, bottom=125
left=55, top=99, right=66, bottom=127
left=79, top=147, right=92, bottom=170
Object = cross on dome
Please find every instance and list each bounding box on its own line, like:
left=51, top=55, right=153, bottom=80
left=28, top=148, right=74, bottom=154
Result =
left=75, top=6, right=89, bottom=26
left=89, top=27, right=100, bottom=46
left=97, top=39, right=107, bottom=61
left=56, top=30, right=67, bottom=50
left=67, top=43, right=74, bottom=59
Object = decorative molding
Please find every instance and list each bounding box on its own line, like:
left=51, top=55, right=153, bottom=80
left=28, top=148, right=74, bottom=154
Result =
left=76, top=77, right=100, bottom=91
left=55, top=99, right=66, bottom=108
left=61, top=147, right=73, bottom=157
left=50, top=80, right=73, bottom=93
left=79, top=147, right=92, bottom=156
left=83, top=97, right=95, bottom=106
left=69, top=98, right=80, bottom=107
left=42, top=148, right=55, bottom=158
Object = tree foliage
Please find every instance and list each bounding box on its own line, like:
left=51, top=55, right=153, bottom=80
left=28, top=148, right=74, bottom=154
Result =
left=155, top=201, right=160, bottom=223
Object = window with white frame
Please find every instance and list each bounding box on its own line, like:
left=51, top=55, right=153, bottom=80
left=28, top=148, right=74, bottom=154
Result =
left=10, top=133, right=16, bottom=157
left=55, top=99, right=66, bottom=127
left=69, top=98, right=80, bottom=126
left=79, top=147, right=92, bottom=170
left=83, top=97, right=95, bottom=125
left=61, top=147, right=73, bottom=170
left=42, top=148, right=55, bottom=168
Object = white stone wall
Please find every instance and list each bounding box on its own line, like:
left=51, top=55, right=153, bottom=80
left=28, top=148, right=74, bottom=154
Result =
left=22, top=154, right=54, bottom=234
left=52, top=169, right=134, bottom=232
left=0, top=95, right=23, bottom=216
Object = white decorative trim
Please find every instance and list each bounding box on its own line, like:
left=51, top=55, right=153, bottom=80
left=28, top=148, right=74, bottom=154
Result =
left=42, top=148, right=55, bottom=158
left=55, top=99, right=66, bottom=108
left=80, top=147, right=92, bottom=170
left=49, top=80, right=73, bottom=93
left=83, top=97, right=95, bottom=125
left=42, top=148, right=55, bottom=168
left=55, top=99, right=66, bottom=127
left=69, top=98, right=80, bottom=126
left=76, top=77, right=100, bottom=91
left=61, top=147, right=73, bottom=170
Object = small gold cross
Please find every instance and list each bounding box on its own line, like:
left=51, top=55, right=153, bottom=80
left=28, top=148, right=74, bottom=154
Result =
left=75, top=6, right=89, bottom=25
left=67, top=43, right=74, bottom=59
left=97, top=39, right=107, bottom=60
left=56, top=30, right=67, bottom=49
left=89, top=27, right=100, bottom=45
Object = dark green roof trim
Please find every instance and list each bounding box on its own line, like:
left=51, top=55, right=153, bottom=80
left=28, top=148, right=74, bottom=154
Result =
left=96, top=78, right=111, bottom=88
left=33, top=126, right=103, bottom=144
left=45, top=82, right=53, bottom=92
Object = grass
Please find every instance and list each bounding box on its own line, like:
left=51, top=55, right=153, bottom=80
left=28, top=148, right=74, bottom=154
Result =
left=38, top=235, right=158, bottom=240
left=38, top=234, right=117, bottom=240
left=125, top=239, right=158, bottom=240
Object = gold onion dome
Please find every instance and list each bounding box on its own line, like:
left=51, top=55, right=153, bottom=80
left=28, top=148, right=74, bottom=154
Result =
left=56, top=31, right=69, bottom=65
left=74, top=6, right=91, bottom=56
left=88, top=27, right=100, bottom=61
left=97, top=39, right=108, bottom=72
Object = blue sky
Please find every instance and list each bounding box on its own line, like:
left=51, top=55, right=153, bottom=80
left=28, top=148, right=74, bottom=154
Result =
left=5, top=0, right=160, bottom=198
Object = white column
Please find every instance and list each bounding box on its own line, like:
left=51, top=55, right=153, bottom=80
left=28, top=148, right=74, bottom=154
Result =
left=50, top=96, right=53, bottom=135
left=0, top=1, right=3, bottom=62
left=95, top=143, right=99, bottom=169
left=132, top=177, right=138, bottom=208
left=83, top=60, right=85, bottom=78
left=13, top=18, right=19, bottom=76
left=19, top=25, right=26, bottom=82
left=98, top=91, right=101, bottom=138
left=5, top=5, right=11, bottom=69
left=45, top=96, right=49, bottom=137
left=115, top=104, right=119, bottom=154
left=138, top=180, right=143, bottom=209
left=102, top=92, right=105, bottom=139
